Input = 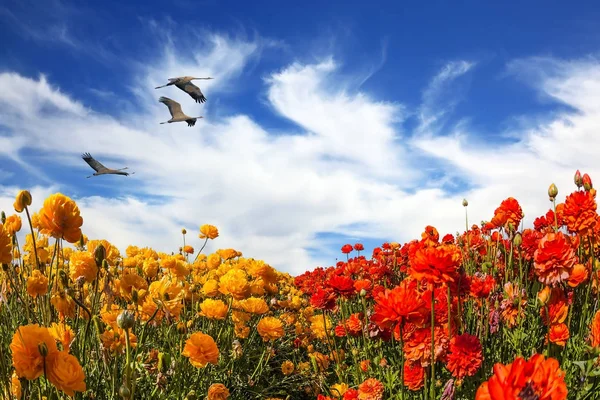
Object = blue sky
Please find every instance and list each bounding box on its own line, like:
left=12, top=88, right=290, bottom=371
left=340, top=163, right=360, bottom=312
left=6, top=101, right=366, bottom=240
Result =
left=2, top=0, right=600, bottom=274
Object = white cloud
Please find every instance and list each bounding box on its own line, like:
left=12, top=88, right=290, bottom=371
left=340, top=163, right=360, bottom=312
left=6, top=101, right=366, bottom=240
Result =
left=0, top=35, right=598, bottom=276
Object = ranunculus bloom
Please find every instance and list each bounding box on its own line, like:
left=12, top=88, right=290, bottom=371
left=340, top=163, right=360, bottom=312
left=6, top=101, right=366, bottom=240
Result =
left=69, top=251, right=98, bottom=283
left=589, top=310, right=600, bottom=347
left=10, top=324, right=58, bottom=380
left=475, top=353, right=567, bottom=400
left=354, top=243, right=364, bottom=251
left=409, top=244, right=462, bottom=284
left=568, top=263, right=589, bottom=288
left=183, top=245, right=194, bottom=254
left=199, top=224, right=219, bottom=240
left=0, top=223, right=11, bottom=264
left=563, top=190, right=597, bottom=234
left=46, top=350, right=86, bottom=396
left=491, top=197, right=524, bottom=231
left=327, top=275, right=356, bottom=298
left=207, top=383, right=230, bottom=400
left=548, top=323, right=569, bottom=347
left=13, top=190, right=32, bottom=213
left=26, top=269, right=48, bottom=298
left=38, top=193, right=83, bottom=243
left=4, top=215, right=22, bottom=236
left=218, top=268, right=250, bottom=300
left=533, top=232, right=577, bottom=286
left=199, top=299, right=229, bottom=320
left=445, top=333, right=483, bottom=379
left=403, top=362, right=425, bottom=391
left=357, top=378, right=384, bottom=400
left=238, top=297, right=269, bottom=315
left=48, top=322, right=75, bottom=351
left=341, top=244, right=353, bottom=254
left=310, top=288, right=337, bottom=311
left=182, top=332, right=219, bottom=368
left=371, top=282, right=427, bottom=331
left=281, top=360, right=294, bottom=375
left=257, top=317, right=285, bottom=341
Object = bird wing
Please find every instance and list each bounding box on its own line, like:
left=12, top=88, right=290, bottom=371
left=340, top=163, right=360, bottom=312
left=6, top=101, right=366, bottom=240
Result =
left=82, top=153, right=109, bottom=172
left=178, top=82, right=207, bottom=103
left=159, top=96, right=184, bottom=118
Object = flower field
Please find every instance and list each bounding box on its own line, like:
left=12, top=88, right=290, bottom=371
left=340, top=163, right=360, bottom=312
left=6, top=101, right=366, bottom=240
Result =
left=2, top=171, right=600, bottom=400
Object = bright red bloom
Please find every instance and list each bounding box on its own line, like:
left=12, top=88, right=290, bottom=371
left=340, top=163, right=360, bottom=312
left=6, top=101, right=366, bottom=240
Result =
left=403, top=362, right=425, bottom=391
left=533, top=232, right=577, bottom=286
left=442, top=234, right=455, bottom=244
left=470, top=273, right=496, bottom=299
left=563, top=190, right=597, bottom=234
left=548, top=323, right=569, bottom=347
left=583, top=173, right=593, bottom=190
left=409, top=244, right=462, bottom=284
left=370, top=282, right=427, bottom=331
left=345, top=313, right=364, bottom=336
left=343, top=389, right=359, bottom=400
left=475, top=353, right=567, bottom=400
left=327, top=275, right=356, bottom=298
left=354, top=243, right=364, bottom=251
left=491, top=197, right=524, bottom=230
left=445, top=333, right=483, bottom=379
left=354, top=279, right=372, bottom=294
left=521, top=229, right=543, bottom=261
left=310, top=288, right=337, bottom=311
left=421, top=225, right=440, bottom=247
left=341, top=244, right=353, bottom=254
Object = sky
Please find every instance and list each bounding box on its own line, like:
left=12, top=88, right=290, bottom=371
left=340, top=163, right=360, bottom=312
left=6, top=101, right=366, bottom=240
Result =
left=1, top=0, right=600, bottom=275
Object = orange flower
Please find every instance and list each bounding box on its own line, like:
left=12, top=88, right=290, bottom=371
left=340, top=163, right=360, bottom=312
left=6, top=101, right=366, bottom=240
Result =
left=182, top=332, right=219, bottom=368
left=445, top=333, right=483, bottom=379
left=257, top=317, right=285, bottom=341
left=475, top=353, right=567, bottom=400
left=357, top=378, right=384, bottom=400
left=198, top=299, right=229, bottom=320
left=219, top=269, right=250, bottom=300
left=183, top=245, right=194, bottom=254
left=0, top=223, right=11, bottom=264
left=409, top=244, right=462, bottom=284
left=589, top=310, right=600, bottom=347
left=38, top=193, right=83, bottom=243
left=207, top=383, right=230, bottom=400
left=45, top=350, right=86, bottom=396
left=548, top=323, right=569, bottom=347
left=26, top=270, right=48, bottom=298
left=540, top=288, right=568, bottom=326
left=11, top=370, right=21, bottom=398
left=345, top=313, right=363, bottom=336
left=568, top=263, right=589, bottom=288
left=10, top=324, right=58, bottom=380
left=371, top=282, right=427, bottom=331
left=51, top=292, right=76, bottom=320
left=69, top=251, right=98, bottom=283
left=533, top=232, right=577, bottom=286
left=100, top=327, right=137, bottom=354
left=281, top=360, right=294, bottom=375
left=360, top=360, right=370, bottom=372
left=403, top=362, right=425, bottom=391
left=238, top=297, right=269, bottom=315
left=563, top=190, right=597, bottom=234
left=13, top=190, right=32, bottom=213
left=199, top=224, right=219, bottom=240
left=4, top=215, right=22, bottom=236
left=48, top=323, right=75, bottom=351
left=491, top=197, right=524, bottom=230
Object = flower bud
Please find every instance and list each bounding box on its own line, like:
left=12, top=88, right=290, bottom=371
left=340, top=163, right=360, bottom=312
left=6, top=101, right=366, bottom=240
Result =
left=184, top=390, right=197, bottom=400
left=158, top=352, right=170, bottom=373
left=0, top=211, right=5, bottom=224
left=118, top=385, right=131, bottom=399
left=548, top=183, right=558, bottom=200
left=513, top=233, right=522, bottom=247
left=14, top=190, right=32, bottom=213
left=93, top=315, right=105, bottom=335
left=117, top=310, right=135, bottom=330
left=176, top=321, right=187, bottom=335
left=462, top=199, right=468, bottom=207
left=537, top=286, right=551, bottom=306
left=583, top=173, right=593, bottom=191
left=94, top=244, right=106, bottom=267
left=38, top=342, right=48, bottom=357
left=182, top=228, right=187, bottom=235
left=58, top=269, right=69, bottom=288
left=575, top=170, right=583, bottom=188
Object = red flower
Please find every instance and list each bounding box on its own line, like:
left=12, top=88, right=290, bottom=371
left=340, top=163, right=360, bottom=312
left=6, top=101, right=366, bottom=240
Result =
left=345, top=313, right=364, bottom=336
left=563, top=190, right=597, bottom=234
left=533, top=232, right=577, bottom=286
left=475, top=354, right=567, bottom=400
left=403, top=361, right=425, bottom=391
left=470, top=273, right=496, bottom=299
left=371, top=282, right=427, bottom=331
left=445, top=333, right=483, bottom=379
left=310, top=288, right=337, bottom=310
left=326, top=275, right=356, bottom=298
left=343, top=389, right=359, bottom=400
left=354, top=243, right=364, bottom=251
left=491, top=197, right=524, bottom=231
left=341, top=244, right=353, bottom=254
left=409, top=244, right=462, bottom=284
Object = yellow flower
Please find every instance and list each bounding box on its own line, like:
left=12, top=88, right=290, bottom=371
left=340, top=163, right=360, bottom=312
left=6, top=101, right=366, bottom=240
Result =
left=281, top=360, right=294, bottom=375
left=238, top=297, right=269, bottom=315
left=330, top=383, right=349, bottom=398
left=0, top=224, right=11, bottom=264
left=219, top=269, right=250, bottom=300
left=183, top=245, right=194, bottom=254
left=86, top=239, right=120, bottom=266
left=11, top=370, right=21, bottom=398
left=207, top=383, right=230, bottom=400
left=182, top=332, right=219, bottom=368
left=143, top=258, right=159, bottom=278
left=10, top=324, right=58, bottom=380
left=4, top=215, right=22, bottom=236
left=217, top=248, right=241, bottom=260
left=26, top=270, right=48, bottom=298
left=13, top=190, right=32, bottom=213
left=69, top=251, right=98, bottom=283
left=199, top=224, right=219, bottom=240
left=100, top=327, right=137, bottom=354
left=310, top=315, right=332, bottom=340
left=46, top=350, right=86, bottom=396
left=38, top=193, right=83, bottom=243
left=202, top=279, right=220, bottom=297
left=199, top=299, right=229, bottom=320
left=207, top=253, right=222, bottom=269
left=256, top=317, right=285, bottom=341
left=51, top=292, right=76, bottom=320
left=48, top=323, right=75, bottom=351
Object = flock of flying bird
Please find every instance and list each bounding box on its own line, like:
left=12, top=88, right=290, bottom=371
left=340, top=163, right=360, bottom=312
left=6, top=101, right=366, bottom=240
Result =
left=81, top=76, right=213, bottom=178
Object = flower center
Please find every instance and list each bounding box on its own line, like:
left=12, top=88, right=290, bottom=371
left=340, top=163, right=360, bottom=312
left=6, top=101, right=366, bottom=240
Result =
left=518, top=382, right=540, bottom=400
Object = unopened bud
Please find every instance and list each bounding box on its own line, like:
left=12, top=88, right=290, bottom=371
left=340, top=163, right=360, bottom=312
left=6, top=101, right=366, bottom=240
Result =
left=360, top=289, right=367, bottom=297
left=513, top=233, right=522, bottom=247
left=58, top=269, right=69, bottom=288
left=94, top=244, right=106, bottom=267
left=38, top=342, right=49, bottom=357
left=182, top=228, right=187, bottom=235
left=548, top=183, right=558, bottom=200
left=575, top=170, right=583, bottom=188
left=131, top=289, right=139, bottom=304
left=177, top=321, right=187, bottom=335
left=79, top=235, right=85, bottom=249
left=462, top=199, right=468, bottom=207
left=158, top=352, right=170, bottom=373
left=117, top=310, right=135, bottom=330
left=583, top=173, right=593, bottom=191
left=1, top=211, right=5, bottom=224
left=118, top=385, right=131, bottom=398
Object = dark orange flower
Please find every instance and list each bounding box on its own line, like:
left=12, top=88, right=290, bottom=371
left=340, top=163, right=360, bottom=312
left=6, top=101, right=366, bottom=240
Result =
left=540, top=288, right=568, bottom=326
left=371, top=282, right=427, bottom=331
left=343, top=389, right=359, bottom=400
left=491, top=197, right=524, bottom=230
left=563, top=190, right=597, bottom=234
left=548, top=323, right=569, bottom=347
left=341, top=244, right=353, bottom=254
left=38, top=193, right=83, bottom=243
left=445, top=333, right=483, bottom=379
left=567, top=263, right=588, bottom=288
left=357, top=378, right=384, bottom=400
left=0, top=223, right=12, bottom=264
left=345, top=313, right=363, bottom=336
left=403, top=361, right=425, bottom=391
left=475, top=353, right=567, bottom=400
left=327, top=275, right=356, bottom=298
left=533, top=232, right=577, bottom=286
left=589, top=310, right=600, bottom=348
left=470, top=273, right=496, bottom=299
left=310, top=288, right=337, bottom=311
left=409, top=244, right=462, bottom=284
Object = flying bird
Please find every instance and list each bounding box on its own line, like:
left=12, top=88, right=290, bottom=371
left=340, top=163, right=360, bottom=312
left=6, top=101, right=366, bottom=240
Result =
left=155, top=76, right=213, bottom=103
left=158, top=96, right=203, bottom=127
left=81, top=153, right=133, bottom=178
